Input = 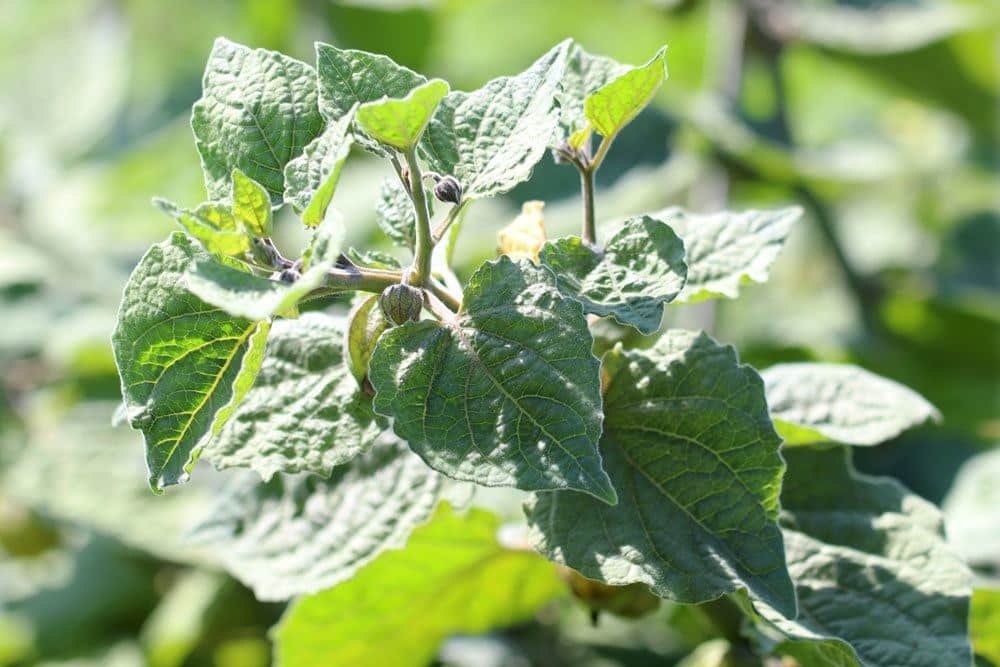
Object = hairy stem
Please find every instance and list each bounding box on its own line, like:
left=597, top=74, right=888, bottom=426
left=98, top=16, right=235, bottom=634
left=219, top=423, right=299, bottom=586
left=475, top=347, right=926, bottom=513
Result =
left=404, top=148, right=434, bottom=286
left=432, top=201, right=467, bottom=244
left=429, top=279, right=461, bottom=312
left=580, top=167, right=597, bottom=245
left=316, top=265, right=403, bottom=295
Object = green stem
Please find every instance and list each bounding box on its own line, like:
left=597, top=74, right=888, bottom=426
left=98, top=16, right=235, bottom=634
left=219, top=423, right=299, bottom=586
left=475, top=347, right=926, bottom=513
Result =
left=403, top=148, right=434, bottom=286
left=589, top=133, right=615, bottom=171
left=429, top=279, right=461, bottom=312
left=432, top=201, right=467, bottom=244
left=316, top=266, right=403, bottom=295
left=580, top=166, right=597, bottom=245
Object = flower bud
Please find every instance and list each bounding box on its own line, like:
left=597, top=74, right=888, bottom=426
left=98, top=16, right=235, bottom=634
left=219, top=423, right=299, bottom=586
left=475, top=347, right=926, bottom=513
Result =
left=433, top=175, right=463, bottom=205
left=379, top=283, right=424, bottom=325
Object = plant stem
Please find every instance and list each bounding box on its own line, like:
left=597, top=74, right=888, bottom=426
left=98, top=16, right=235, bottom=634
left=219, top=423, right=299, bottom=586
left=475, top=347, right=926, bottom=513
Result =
left=429, top=279, right=461, bottom=312
left=432, top=201, right=467, bottom=244
left=589, top=134, right=614, bottom=171
left=403, top=148, right=434, bottom=286
left=580, top=166, right=597, bottom=245
left=316, top=265, right=403, bottom=295
left=423, top=289, right=458, bottom=324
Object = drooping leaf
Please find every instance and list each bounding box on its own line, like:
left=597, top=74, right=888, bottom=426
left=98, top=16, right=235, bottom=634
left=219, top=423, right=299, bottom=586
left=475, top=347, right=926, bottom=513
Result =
left=943, top=448, right=1000, bottom=570
left=192, top=440, right=440, bottom=602
left=584, top=46, right=667, bottom=139
left=112, top=233, right=270, bottom=491
left=272, top=504, right=562, bottom=666
left=345, top=294, right=390, bottom=389
left=557, top=43, right=628, bottom=140
left=185, top=216, right=342, bottom=320
left=374, top=177, right=419, bottom=251
left=419, top=40, right=572, bottom=200
left=283, top=107, right=356, bottom=228
left=231, top=169, right=272, bottom=238
left=497, top=200, right=547, bottom=262
left=369, top=255, right=615, bottom=503
left=539, top=215, right=687, bottom=334
left=752, top=447, right=973, bottom=667
left=154, top=199, right=250, bottom=257
left=762, top=362, right=940, bottom=446
left=356, top=79, right=449, bottom=151
left=204, top=313, right=381, bottom=481
left=192, top=38, right=323, bottom=203
left=315, top=43, right=428, bottom=153
left=526, top=330, right=797, bottom=617
left=654, top=206, right=801, bottom=303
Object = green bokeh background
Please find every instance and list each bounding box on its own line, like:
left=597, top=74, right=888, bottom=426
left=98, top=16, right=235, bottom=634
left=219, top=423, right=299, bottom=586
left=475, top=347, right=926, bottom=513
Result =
left=0, top=1, right=997, bottom=665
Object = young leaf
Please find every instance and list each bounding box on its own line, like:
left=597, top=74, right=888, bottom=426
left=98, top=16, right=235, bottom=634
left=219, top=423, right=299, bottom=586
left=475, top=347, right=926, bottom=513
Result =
left=283, top=106, right=356, bottom=228
left=539, top=215, right=687, bottom=334
left=762, top=363, right=940, bottom=446
left=369, top=256, right=616, bottom=503
left=231, top=169, right=272, bottom=237
left=497, top=200, right=547, bottom=262
left=526, top=330, right=797, bottom=617
left=204, top=313, right=382, bottom=481
left=192, top=38, right=323, bottom=203
left=345, top=294, right=390, bottom=388
left=374, top=177, right=422, bottom=250
left=655, top=206, right=801, bottom=303
left=154, top=199, right=251, bottom=257
left=315, top=43, right=427, bottom=153
left=557, top=43, right=628, bottom=140
left=419, top=40, right=572, bottom=200
left=356, top=79, right=449, bottom=151
left=191, top=441, right=441, bottom=601
left=185, top=216, right=342, bottom=320
left=752, top=447, right=972, bottom=667
left=112, top=233, right=270, bottom=491
left=272, top=504, right=562, bottom=666
left=584, top=46, right=667, bottom=139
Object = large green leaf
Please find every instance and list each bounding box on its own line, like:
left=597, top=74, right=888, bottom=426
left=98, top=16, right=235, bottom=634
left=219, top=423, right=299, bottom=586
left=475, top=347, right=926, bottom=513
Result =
left=753, top=447, right=972, bottom=667
left=557, top=43, right=628, bottom=140
left=272, top=504, right=562, bottom=666
left=356, top=79, right=449, bottom=151
left=184, top=216, right=341, bottom=320
left=192, top=38, right=323, bottom=203
left=204, top=313, right=381, bottom=481
left=315, top=43, right=427, bottom=153
left=943, top=448, right=1000, bottom=570
left=584, top=46, right=667, bottom=139
left=111, top=233, right=270, bottom=491
left=526, top=330, right=797, bottom=617
left=762, top=363, right=940, bottom=446
left=369, top=256, right=615, bottom=503
left=154, top=199, right=250, bottom=258
left=654, top=207, right=801, bottom=303
left=282, top=107, right=355, bottom=228
left=539, top=215, right=687, bottom=334
left=419, top=40, right=571, bottom=200
left=190, top=441, right=440, bottom=602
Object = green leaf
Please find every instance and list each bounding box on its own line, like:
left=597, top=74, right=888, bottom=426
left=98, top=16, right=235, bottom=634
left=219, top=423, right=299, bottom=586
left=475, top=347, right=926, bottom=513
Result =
left=369, top=256, right=615, bottom=503
left=584, top=46, right=667, bottom=138
left=230, top=169, right=272, bottom=238
left=111, top=233, right=270, bottom=491
left=539, top=215, right=687, bottom=334
left=185, top=217, right=342, bottom=320
left=356, top=79, right=449, bottom=151
left=192, top=38, right=323, bottom=203
left=557, top=43, right=628, bottom=140
left=526, top=330, right=797, bottom=617
left=154, top=199, right=250, bottom=257
left=315, top=43, right=427, bottom=154
left=272, top=504, right=562, bottom=666
left=943, top=448, right=1000, bottom=569
left=374, top=177, right=420, bottom=250
left=204, top=313, right=381, bottom=481
left=655, top=206, right=801, bottom=303
left=762, top=363, right=940, bottom=446
left=283, top=107, right=356, bottom=228
left=753, top=447, right=973, bottom=667
left=345, top=294, right=390, bottom=388
left=191, top=441, right=441, bottom=601
left=419, top=40, right=571, bottom=200
left=971, top=589, right=1000, bottom=666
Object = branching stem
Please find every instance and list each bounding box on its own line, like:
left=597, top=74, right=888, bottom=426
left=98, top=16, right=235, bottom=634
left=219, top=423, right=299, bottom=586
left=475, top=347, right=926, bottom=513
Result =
left=403, top=148, right=434, bottom=286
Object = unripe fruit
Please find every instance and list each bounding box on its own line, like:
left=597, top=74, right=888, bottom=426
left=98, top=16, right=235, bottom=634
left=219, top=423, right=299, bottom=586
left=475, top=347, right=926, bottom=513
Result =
left=379, top=283, right=424, bottom=325
left=433, top=175, right=463, bottom=205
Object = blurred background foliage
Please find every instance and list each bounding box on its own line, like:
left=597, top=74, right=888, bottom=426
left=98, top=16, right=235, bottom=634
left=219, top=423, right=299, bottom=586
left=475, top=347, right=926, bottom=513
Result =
left=0, top=0, right=997, bottom=665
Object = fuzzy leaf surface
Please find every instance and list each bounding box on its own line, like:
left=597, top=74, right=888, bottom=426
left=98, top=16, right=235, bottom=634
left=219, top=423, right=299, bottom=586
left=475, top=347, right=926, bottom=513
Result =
left=192, top=38, right=322, bottom=203
left=539, top=215, right=687, bottom=334
left=369, top=256, right=615, bottom=502
left=231, top=169, right=272, bottom=237
left=356, top=79, right=449, bottom=150
left=204, top=313, right=381, bottom=481
left=762, top=363, right=940, bottom=446
left=557, top=43, right=627, bottom=140
left=283, top=108, right=355, bottom=227
left=111, top=233, right=270, bottom=490
left=526, top=330, right=796, bottom=617
left=154, top=199, right=250, bottom=257
left=584, top=46, right=666, bottom=138
left=273, top=505, right=562, bottom=666
left=191, top=441, right=441, bottom=601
